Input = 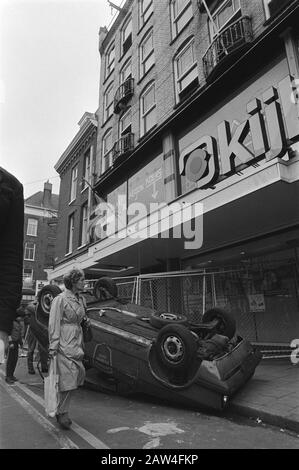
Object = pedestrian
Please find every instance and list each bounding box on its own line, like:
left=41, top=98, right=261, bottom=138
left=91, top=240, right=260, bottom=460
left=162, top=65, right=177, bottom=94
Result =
left=24, top=300, right=48, bottom=374
left=48, top=268, right=88, bottom=430
left=5, top=308, right=25, bottom=384
left=0, top=167, right=24, bottom=364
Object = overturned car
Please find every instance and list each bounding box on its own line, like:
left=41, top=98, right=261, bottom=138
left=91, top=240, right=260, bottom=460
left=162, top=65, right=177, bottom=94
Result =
left=29, top=277, right=261, bottom=411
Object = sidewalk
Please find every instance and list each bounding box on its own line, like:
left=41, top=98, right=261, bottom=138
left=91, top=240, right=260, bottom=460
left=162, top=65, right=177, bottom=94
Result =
left=230, top=358, right=299, bottom=435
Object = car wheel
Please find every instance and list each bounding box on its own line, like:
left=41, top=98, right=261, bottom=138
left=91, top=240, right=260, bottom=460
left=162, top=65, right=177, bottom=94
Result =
left=149, top=312, right=188, bottom=329
left=93, top=277, right=118, bottom=300
left=202, top=308, right=236, bottom=339
left=38, top=285, right=61, bottom=316
left=154, top=324, right=198, bottom=371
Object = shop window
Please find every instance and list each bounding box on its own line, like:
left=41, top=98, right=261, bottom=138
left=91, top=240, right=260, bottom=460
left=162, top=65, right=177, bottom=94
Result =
left=139, top=29, right=155, bottom=78
left=24, top=242, right=36, bottom=261
left=27, top=218, right=38, bottom=237
left=174, top=38, right=198, bottom=102
left=208, top=0, right=241, bottom=39
left=139, top=0, right=153, bottom=28
left=102, top=128, right=113, bottom=173
left=23, top=268, right=33, bottom=282
left=140, top=81, right=156, bottom=136
left=105, top=43, right=115, bottom=79
left=70, top=165, right=78, bottom=202
left=122, top=17, right=132, bottom=56
left=170, top=0, right=193, bottom=39
left=103, top=83, right=114, bottom=122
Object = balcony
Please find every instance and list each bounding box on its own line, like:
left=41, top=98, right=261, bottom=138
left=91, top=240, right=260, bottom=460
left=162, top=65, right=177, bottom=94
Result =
left=114, top=78, right=134, bottom=114
left=203, top=16, right=253, bottom=81
left=113, top=133, right=134, bottom=162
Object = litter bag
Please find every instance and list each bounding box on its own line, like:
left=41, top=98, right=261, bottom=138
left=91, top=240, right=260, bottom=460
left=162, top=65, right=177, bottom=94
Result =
left=44, top=356, right=59, bottom=417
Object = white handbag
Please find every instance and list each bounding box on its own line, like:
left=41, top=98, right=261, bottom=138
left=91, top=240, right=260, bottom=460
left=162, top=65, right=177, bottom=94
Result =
left=44, top=355, right=59, bottom=417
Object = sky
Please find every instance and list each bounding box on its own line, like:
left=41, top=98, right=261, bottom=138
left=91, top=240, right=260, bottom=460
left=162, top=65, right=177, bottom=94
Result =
left=0, top=0, right=121, bottom=198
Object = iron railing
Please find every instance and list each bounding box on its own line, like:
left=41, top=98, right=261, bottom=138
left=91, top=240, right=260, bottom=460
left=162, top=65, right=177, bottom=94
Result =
left=114, top=78, right=134, bottom=114
left=203, top=16, right=253, bottom=79
left=113, top=132, right=134, bottom=162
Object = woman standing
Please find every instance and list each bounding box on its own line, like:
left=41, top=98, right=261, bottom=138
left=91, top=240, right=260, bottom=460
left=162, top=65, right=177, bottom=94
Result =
left=48, top=268, right=87, bottom=430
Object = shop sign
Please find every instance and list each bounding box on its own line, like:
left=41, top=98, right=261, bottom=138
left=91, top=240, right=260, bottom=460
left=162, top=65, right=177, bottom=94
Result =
left=248, top=294, right=266, bottom=312
left=179, top=75, right=299, bottom=189
left=35, top=280, right=49, bottom=296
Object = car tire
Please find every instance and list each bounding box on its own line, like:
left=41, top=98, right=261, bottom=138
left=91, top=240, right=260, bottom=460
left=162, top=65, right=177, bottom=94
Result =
left=149, top=312, right=188, bottom=329
left=38, top=285, right=62, bottom=317
left=154, top=324, right=198, bottom=371
left=93, top=277, right=118, bottom=300
left=202, top=308, right=236, bottom=339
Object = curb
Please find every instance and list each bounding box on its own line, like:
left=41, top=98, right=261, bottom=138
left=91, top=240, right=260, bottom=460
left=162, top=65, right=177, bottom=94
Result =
left=230, top=403, right=299, bottom=435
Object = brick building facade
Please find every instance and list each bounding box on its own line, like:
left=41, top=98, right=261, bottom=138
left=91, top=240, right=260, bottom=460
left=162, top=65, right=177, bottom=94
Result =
left=50, top=0, right=299, bottom=345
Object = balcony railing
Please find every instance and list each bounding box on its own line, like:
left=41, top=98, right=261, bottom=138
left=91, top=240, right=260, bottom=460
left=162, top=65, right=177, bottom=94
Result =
left=203, top=16, right=253, bottom=80
left=113, top=133, right=134, bottom=162
left=114, top=78, right=134, bottom=114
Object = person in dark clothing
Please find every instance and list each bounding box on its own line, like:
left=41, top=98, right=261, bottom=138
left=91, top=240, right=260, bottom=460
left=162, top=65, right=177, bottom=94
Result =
left=5, top=309, right=25, bottom=384
left=24, top=301, right=48, bottom=374
left=0, top=168, right=24, bottom=363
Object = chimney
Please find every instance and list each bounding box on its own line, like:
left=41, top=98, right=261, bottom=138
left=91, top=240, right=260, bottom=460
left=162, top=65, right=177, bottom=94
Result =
left=43, top=181, right=52, bottom=207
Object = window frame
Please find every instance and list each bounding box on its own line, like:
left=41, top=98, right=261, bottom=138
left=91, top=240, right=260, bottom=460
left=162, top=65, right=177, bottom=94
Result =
left=140, top=81, right=156, bottom=137
left=103, top=82, right=114, bottom=123
left=24, top=242, right=36, bottom=261
left=102, top=128, right=113, bottom=173
left=121, top=16, right=133, bottom=56
left=82, top=148, right=91, bottom=192
left=70, top=165, right=78, bottom=203
left=79, top=202, right=89, bottom=247
left=174, top=38, right=198, bottom=102
left=66, top=213, right=75, bottom=255
left=139, top=0, right=153, bottom=28
left=119, top=108, right=132, bottom=138
left=139, top=28, right=155, bottom=79
left=105, top=42, right=115, bottom=79
left=170, top=0, right=193, bottom=39
left=208, top=0, right=241, bottom=40
left=27, top=218, right=38, bottom=237
left=120, top=58, right=132, bottom=85
left=23, top=268, right=33, bottom=281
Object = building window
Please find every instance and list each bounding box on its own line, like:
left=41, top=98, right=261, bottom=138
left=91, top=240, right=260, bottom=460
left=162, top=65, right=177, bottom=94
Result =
left=139, top=29, right=154, bottom=78
left=27, top=218, right=38, bottom=236
left=70, top=165, right=78, bottom=202
left=67, top=213, right=75, bottom=254
left=80, top=203, right=89, bottom=247
left=82, top=148, right=91, bottom=191
left=119, top=108, right=132, bottom=137
left=104, top=83, right=114, bottom=122
left=24, top=242, right=36, bottom=261
left=140, top=82, right=156, bottom=136
left=120, top=58, right=132, bottom=84
left=23, top=268, right=33, bottom=282
left=174, top=38, right=198, bottom=101
left=170, top=0, right=193, bottom=39
left=208, top=0, right=241, bottom=39
left=122, top=17, right=132, bottom=56
left=105, top=43, right=115, bottom=79
left=139, top=0, right=153, bottom=28
left=102, top=129, right=113, bottom=173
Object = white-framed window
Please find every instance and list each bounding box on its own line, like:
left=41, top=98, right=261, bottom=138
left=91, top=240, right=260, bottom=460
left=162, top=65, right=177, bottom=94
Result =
left=23, top=268, right=33, bottom=281
left=27, top=218, right=38, bottom=237
left=139, top=29, right=154, bottom=78
left=120, top=58, right=132, bottom=84
left=139, top=0, right=153, bottom=28
left=119, top=108, right=132, bottom=137
left=80, top=203, right=89, bottom=247
left=70, top=165, right=78, bottom=202
left=208, top=0, right=241, bottom=39
left=140, top=82, right=156, bottom=136
left=104, top=83, right=114, bottom=122
left=82, top=148, right=91, bottom=191
left=67, top=213, right=75, bottom=254
left=122, top=16, right=132, bottom=55
left=24, top=242, right=36, bottom=261
left=170, top=0, right=193, bottom=39
left=102, top=128, right=113, bottom=173
left=105, top=43, right=115, bottom=79
left=174, top=38, right=198, bottom=101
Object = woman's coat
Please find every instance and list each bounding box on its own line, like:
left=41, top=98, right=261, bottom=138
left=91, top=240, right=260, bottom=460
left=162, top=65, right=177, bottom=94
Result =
left=49, top=290, right=86, bottom=392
